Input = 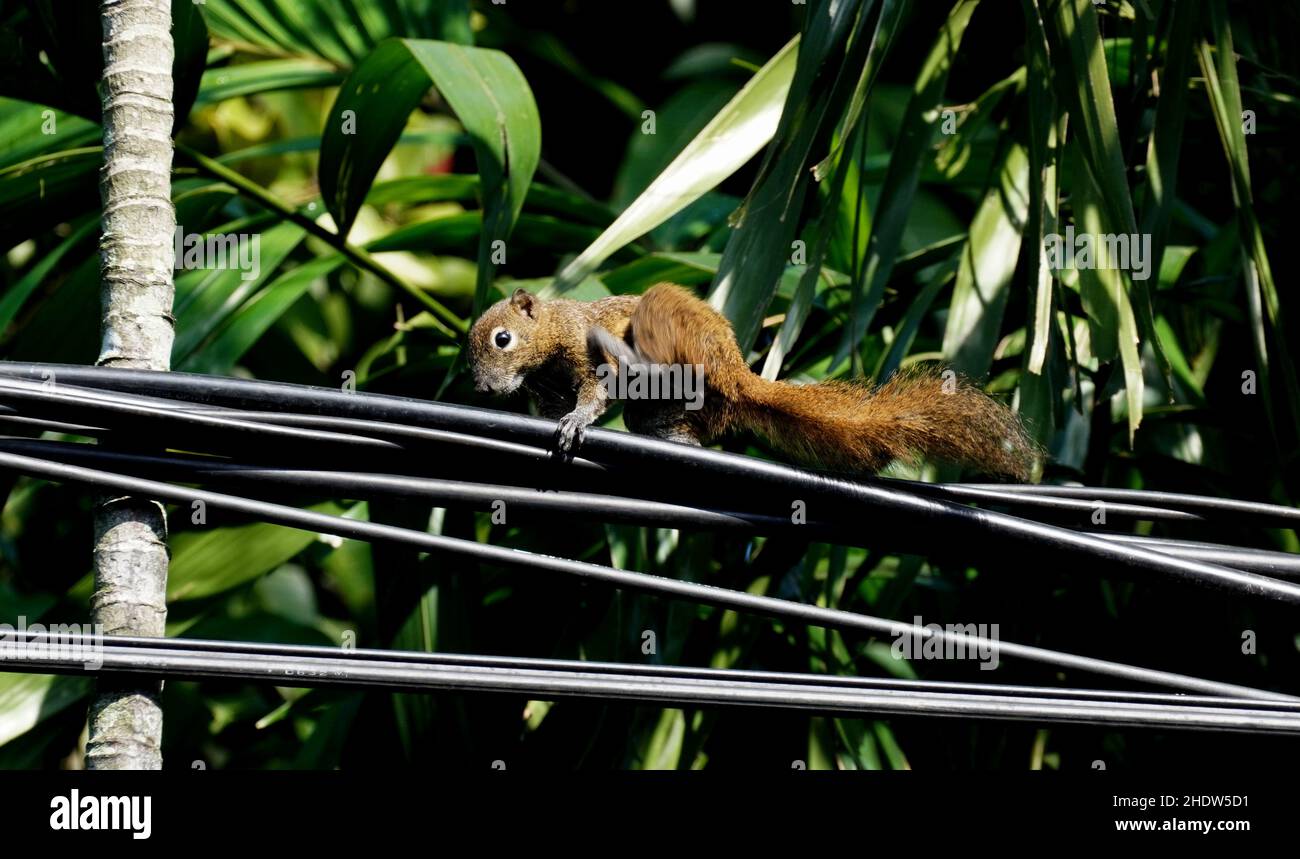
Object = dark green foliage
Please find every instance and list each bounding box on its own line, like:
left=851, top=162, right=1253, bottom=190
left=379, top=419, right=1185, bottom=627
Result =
left=1, top=0, right=1298, bottom=770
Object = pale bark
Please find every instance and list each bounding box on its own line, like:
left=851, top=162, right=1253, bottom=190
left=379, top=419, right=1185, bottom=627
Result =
left=85, top=0, right=176, bottom=771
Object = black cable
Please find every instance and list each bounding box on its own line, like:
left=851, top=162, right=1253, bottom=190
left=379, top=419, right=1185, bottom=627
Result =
left=0, top=384, right=1209, bottom=524
left=0, top=376, right=405, bottom=456
left=7, top=363, right=1296, bottom=525
left=0, top=437, right=800, bottom=534
left=960, top=482, right=1300, bottom=530
left=3, top=633, right=1298, bottom=732
left=0, top=447, right=1291, bottom=702
left=1, top=366, right=1297, bottom=604
left=40, top=629, right=1300, bottom=710
left=0, top=374, right=1274, bottom=535
left=1099, top=533, right=1300, bottom=578
left=5, top=378, right=611, bottom=473
left=0, top=382, right=1209, bottom=527
left=4, top=436, right=1297, bottom=578
left=888, top=479, right=1204, bottom=523
left=0, top=377, right=624, bottom=494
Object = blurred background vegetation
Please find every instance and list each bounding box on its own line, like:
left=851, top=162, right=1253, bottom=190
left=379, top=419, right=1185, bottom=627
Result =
left=1, top=0, right=1299, bottom=769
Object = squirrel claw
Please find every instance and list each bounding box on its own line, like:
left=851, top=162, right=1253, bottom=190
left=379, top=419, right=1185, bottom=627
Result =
left=554, top=412, right=588, bottom=455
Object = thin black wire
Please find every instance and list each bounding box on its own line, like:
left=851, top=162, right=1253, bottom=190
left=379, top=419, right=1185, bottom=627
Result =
left=1, top=386, right=1207, bottom=523
left=2, top=366, right=1289, bottom=712
left=0, top=376, right=407, bottom=455
left=8, top=361, right=1297, bottom=525
left=2, top=368, right=1298, bottom=605
left=0, top=390, right=1211, bottom=526
left=4, top=634, right=1299, bottom=733
left=35, top=630, right=1300, bottom=710
left=890, top=479, right=1204, bottom=523
left=0, top=437, right=804, bottom=534
left=0, top=373, right=1283, bottom=536
left=0, top=409, right=101, bottom=437
left=0, top=447, right=1291, bottom=702
left=961, top=482, right=1300, bottom=530
left=0, top=370, right=1228, bottom=524
left=3, top=383, right=610, bottom=474
left=1100, top=533, right=1300, bottom=578
left=4, top=435, right=1298, bottom=579
left=4, top=380, right=1296, bottom=584
left=0, top=378, right=623, bottom=495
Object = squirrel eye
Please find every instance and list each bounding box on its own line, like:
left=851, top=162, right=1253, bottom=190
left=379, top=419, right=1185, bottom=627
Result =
left=493, top=330, right=513, bottom=349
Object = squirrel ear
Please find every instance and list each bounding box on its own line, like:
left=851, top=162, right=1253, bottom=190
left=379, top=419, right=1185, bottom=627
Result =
left=511, top=288, right=537, bottom=318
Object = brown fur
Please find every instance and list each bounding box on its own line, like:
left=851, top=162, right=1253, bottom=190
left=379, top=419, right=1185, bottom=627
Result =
left=735, top=369, right=1039, bottom=480
left=469, top=288, right=638, bottom=418
left=468, top=283, right=1040, bottom=480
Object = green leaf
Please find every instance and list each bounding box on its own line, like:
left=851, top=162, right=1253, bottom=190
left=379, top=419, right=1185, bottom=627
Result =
left=0, top=674, right=91, bottom=748
left=552, top=36, right=800, bottom=293
left=202, top=0, right=472, bottom=62
left=0, top=147, right=100, bottom=245
left=0, top=1, right=207, bottom=130
left=218, top=131, right=465, bottom=170
left=1139, top=0, right=1199, bottom=288
left=942, top=143, right=1031, bottom=378
left=0, top=99, right=99, bottom=171
left=195, top=59, right=344, bottom=105
left=167, top=501, right=349, bottom=602
left=753, top=0, right=908, bottom=373
left=179, top=253, right=347, bottom=375
left=4, top=248, right=100, bottom=365
left=760, top=125, right=859, bottom=380
left=600, top=252, right=724, bottom=293
left=1073, top=153, right=1145, bottom=442
left=710, top=0, right=878, bottom=350
left=834, top=0, right=981, bottom=367
left=318, top=38, right=540, bottom=314
left=367, top=174, right=612, bottom=225
left=1049, top=0, right=1137, bottom=234
left=611, top=79, right=741, bottom=211
left=364, top=212, right=605, bottom=258
left=203, top=0, right=347, bottom=65
left=810, top=0, right=905, bottom=181
left=875, top=261, right=956, bottom=380
left=172, top=220, right=309, bottom=365
left=172, top=0, right=211, bottom=125
left=0, top=215, right=97, bottom=337
left=1048, top=0, right=1167, bottom=380
left=1020, top=0, right=1057, bottom=376
left=1154, top=314, right=1205, bottom=404
left=1197, top=0, right=1300, bottom=441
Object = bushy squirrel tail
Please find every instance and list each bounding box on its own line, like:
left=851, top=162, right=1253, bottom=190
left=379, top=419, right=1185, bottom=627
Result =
left=734, top=366, right=1040, bottom=481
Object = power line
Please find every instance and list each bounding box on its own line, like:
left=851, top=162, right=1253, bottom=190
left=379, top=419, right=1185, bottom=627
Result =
left=1, top=368, right=1298, bottom=605
left=3, top=435, right=1297, bottom=578
left=0, top=447, right=1291, bottom=702
left=4, top=632, right=1299, bottom=733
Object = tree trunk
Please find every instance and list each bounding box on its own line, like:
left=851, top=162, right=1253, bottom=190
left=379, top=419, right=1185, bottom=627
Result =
left=85, top=0, right=176, bottom=771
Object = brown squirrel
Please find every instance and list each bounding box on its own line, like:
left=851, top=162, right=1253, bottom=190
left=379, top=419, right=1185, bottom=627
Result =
left=468, top=283, right=1039, bottom=480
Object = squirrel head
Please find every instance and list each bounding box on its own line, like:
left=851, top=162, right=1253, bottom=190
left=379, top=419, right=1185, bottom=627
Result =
left=468, top=288, right=547, bottom=394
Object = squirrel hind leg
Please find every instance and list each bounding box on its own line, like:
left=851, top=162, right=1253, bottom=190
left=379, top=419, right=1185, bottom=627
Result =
left=587, top=323, right=685, bottom=398
left=624, top=400, right=703, bottom=447
left=586, top=324, right=641, bottom=370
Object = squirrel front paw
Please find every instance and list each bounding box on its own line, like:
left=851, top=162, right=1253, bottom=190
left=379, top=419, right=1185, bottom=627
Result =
left=554, top=410, right=590, bottom=454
